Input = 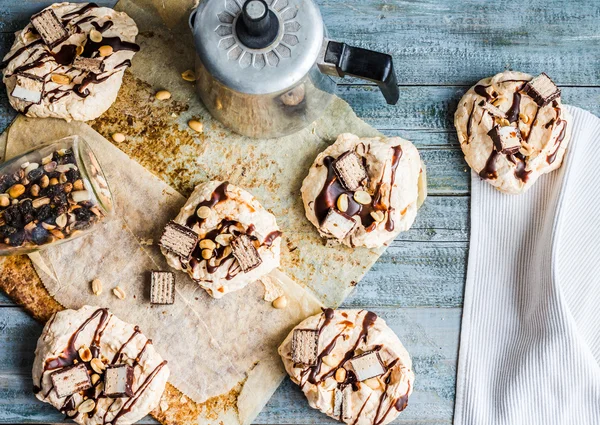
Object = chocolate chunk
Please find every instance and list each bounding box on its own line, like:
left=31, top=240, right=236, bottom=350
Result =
left=104, top=364, right=134, bottom=398
left=523, top=73, right=560, bottom=107
left=333, top=385, right=353, bottom=421
left=488, top=125, right=522, bottom=154
left=333, top=151, right=368, bottom=191
left=159, top=221, right=198, bottom=260
left=347, top=351, right=386, bottom=382
left=230, top=234, right=262, bottom=273
left=30, top=9, right=69, bottom=49
left=320, top=208, right=357, bottom=240
left=291, top=328, right=319, bottom=366
left=150, top=271, right=175, bottom=305
left=11, top=73, right=45, bottom=104
left=73, top=57, right=103, bottom=73
left=50, top=363, right=92, bottom=398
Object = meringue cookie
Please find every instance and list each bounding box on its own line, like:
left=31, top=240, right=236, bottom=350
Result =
left=162, top=181, right=281, bottom=298
left=279, top=309, right=415, bottom=425
left=301, top=133, right=426, bottom=248
left=1, top=3, right=139, bottom=121
left=32, top=305, right=169, bottom=425
left=454, top=71, right=572, bottom=194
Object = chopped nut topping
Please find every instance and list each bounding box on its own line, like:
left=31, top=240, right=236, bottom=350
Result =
left=90, top=358, right=105, bottom=374
left=199, top=239, right=216, bottom=250
left=337, top=193, right=349, bottom=212
left=78, top=346, right=92, bottom=362
left=335, top=367, right=347, bottom=383
left=78, top=399, right=96, bottom=414
left=196, top=205, right=211, bottom=219
left=91, top=374, right=100, bottom=385
left=8, top=184, right=25, bottom=198
left=215, top=233, right=233, bottom=246
left=201, top=248, right=213, bottom=259
left=51, top=74, right=71, bottom=85
left=370, top=211, right=384, bottom=223
left=353, top=190, right=372, bottom=205
left=89, top=29, right=103, bottom=43
left=98, top=45, right=113, bottom=57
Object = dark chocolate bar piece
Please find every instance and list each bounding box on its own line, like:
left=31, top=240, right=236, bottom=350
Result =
left=333, top=151, right=368, bottom=191
left=321, top=208, right=357, bottom=240
left=291, top=328, right=319, bottom=366
left=73, top=56, right=103, bottom=73
left=104, top=364, right=134, bottom=398
left=150, top=271, right=175, bottom=305
left=30, top=9, right=69, bottom=49
left=159, top=221, right=198, bottom=259
left=12, top=73, right=45, bottom=104
left=50, top=363, right=92, bottom=398
left=523, top=73, right=561, bottom=107
left=488, top=125, right=522, bottom=154
left=231, top=234, right=262, bottom=272
left=347, top=351, right=386, bottom=381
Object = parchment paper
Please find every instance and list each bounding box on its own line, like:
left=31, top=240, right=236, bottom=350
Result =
left=2, top=116, right=323, bottom=424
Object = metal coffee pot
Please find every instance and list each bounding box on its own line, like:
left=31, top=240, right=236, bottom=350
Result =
left=189, top=0, right=399, bottom=138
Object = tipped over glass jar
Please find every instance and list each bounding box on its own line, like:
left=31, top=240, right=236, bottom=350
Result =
left=0, top=135, right=113, bottom=255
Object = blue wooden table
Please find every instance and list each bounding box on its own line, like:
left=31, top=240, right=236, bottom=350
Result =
left=0, top=0, right=599, bottom=423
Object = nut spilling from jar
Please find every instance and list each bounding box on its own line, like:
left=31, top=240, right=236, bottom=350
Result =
left=0, top=147, right=107, bottom=249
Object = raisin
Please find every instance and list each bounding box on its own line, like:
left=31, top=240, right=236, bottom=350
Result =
left=0, top=172, right=19, bottom=193
left=74, top=207, right=92, bottom=222
left=0, top=225, right=17, bottom=238
left=3, top=205, right=24, bottom=228
left=46, top=184, right=63, bottom=197
left=58, top=151, right=75, bottom=165
left=35, top=204, right=54, bottom=222
left=18, top=200, right=35, bottom=224
left=31, top=226, right=50, bottom=245
left=52, top=192, right=68, bottom=207
left=8, top=230, right=25, bottom=247
left=66, top=169, right=80, bottom=182
left=27, top=167, right=44, bottom=182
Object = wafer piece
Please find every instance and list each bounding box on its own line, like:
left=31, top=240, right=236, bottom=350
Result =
left=231, top=234, right=262, bottom=272
left=11, top=73, right=44, bottom=104
left=320, top=208, right=356, bottom=240
left=333, top=151, right=368, bottom=191
left=150, top=271, right=175, bottom=305
left=159, top=221, right=198, bottom=259
left=73, top=57, right=103, bottom=73
left=50, top=363, right=92, bottom=398
left=333, top=385, right=353, bottom=421
left=348, top=351, right=386, bottom=382
left=523, top=73, right=560, bottom=107
left=488, top=125, right=522, bottom=154
left=105, top=364, right=134, bottom=398
left=291, top=328, right=319, bottom=366
left=30, top=9, right=69, bottom=48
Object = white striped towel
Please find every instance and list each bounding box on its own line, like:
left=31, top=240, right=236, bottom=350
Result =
left=454, top=106, right=600, bottom=425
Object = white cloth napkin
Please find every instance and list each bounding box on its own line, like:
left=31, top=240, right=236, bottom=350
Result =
left=454, top=106, right=600, bottom=425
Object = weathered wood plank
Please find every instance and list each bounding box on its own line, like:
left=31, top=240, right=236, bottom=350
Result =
left=0, top=306, right=460, bottom=424
left=338, top=85, right=600, bottom=132
left=1, top=0, right=599, bottom=86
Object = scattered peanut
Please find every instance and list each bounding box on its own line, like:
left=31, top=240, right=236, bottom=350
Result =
left=63, top=182, right=73, bottom=193
left=78, top=399, right=96, bottom=414
left=201, top=248, right=213, bottom=260
left=200, top=239, right=216, bottom=250
left=91, top=278, right=102, bottom=295
left=112, top=286, right=126, bottom=300
left=89, top=29, right=103, bottom=43
left=73, top=179, right=84, bottom=190
left=215, top=234, right=233, bottom=246
left=49, top=178, right=59, bottom=186
left=78, top=346, right=92, bottom=362
left=272, top=295, right=288, bottom=309
left=112, top=132, right=126, bottom=143
left=188, top=119, right=203, bottom=132
left=155, top=90, right=171, bottom=100
left=519, top=113, right=530, bottom=124
left=0, top=195, right=10, bottom=207
left=353, top=190, right=372, bottom=205
left=30, top=184, right=40, bottom=197
left=335, top=367, right=347, bottom=383
left=8, top=184, right=25, bottom=198
left=181, top=69, right=196, bottom=81
left=336, top=193, right=349, bottom=212
left=98, top=45, right=113, bottom=57
left=370, top=211, right=385, bottom=222
left=196, top=206, right=211, bottom=219
left=51, top=74, right=71, bottom=85
left=90, top=358, right=105, bottom=374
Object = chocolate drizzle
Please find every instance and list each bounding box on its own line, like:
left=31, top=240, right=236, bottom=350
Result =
left=546, top=102, right=567, bottom=164
left=263, top=230, right=282, bottom=248
left=479, top=149, right=499, bottom=180
left=506, top=92, right=521, bottom=123
left=186, top=182, right=229, bottom=228
left=385, top=146, right=403, bottom=232
left=474, top=85, right=492, bottom=101
left=61, top=3, right=99, bottom=20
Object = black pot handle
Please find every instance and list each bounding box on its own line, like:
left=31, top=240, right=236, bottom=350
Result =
left=317, top=40, right=399, bottom=105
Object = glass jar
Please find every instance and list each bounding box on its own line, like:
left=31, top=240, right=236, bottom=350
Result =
left=0, top=135, right=113, bottom=255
